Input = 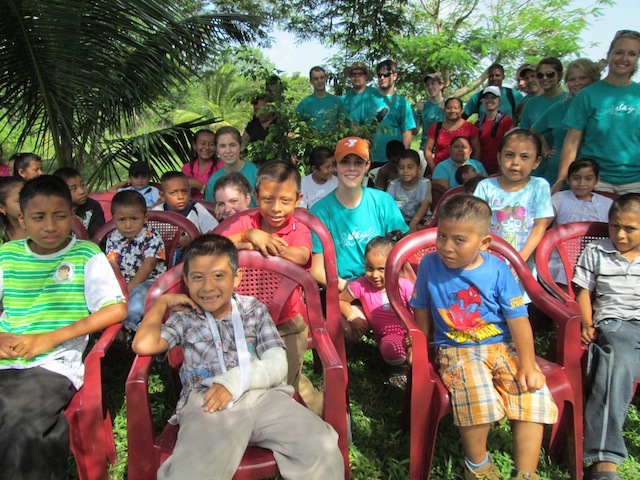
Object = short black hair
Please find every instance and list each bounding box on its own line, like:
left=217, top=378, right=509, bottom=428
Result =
left=255, top=160, right=301, bottom=195
left=376, top=59, right=397, bottom=74
left=397, top=149, right=420, bottom=167
left=309, top=146, right=334, bottom=170
left=13, top=153, right=42, bottom=178
left=111, top=190, right=147, bottom=216
left=385, top=140, right=405, bottom=161
left=488, top=63, right=505, bottom=74
left=160, top=171, right=189, bottom=191
left=609, top=193, right=640, bottom=220
left=568, top=158, right=600, bottom=177
left=438, top=194, right=492, bottom=235
left=183, top=234, right=239, bottom=276
left=309, top=66, right=326, bottom=78
left=463, top=175, right=484, bottom=194
left=498, top=128, right=542, bottom=158
left=19, top=175, right=72, bottom=212
left=455, top=165, right=477, bottom=186
left=53, top=166, right=83, bottom=183
left=365, top=231, right=404, bottom=257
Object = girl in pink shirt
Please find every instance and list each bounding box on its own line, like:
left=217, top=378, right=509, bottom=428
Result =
left=339, top=233, right=413, bottom=387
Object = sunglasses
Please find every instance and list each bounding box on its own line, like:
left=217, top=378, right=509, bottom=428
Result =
left=536, top=71, right=557, bottom=79
left=377, top=72, right=395, bottom=78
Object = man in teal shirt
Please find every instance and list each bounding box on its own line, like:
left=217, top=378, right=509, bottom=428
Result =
left=341, top=62, right=377, bottom=127
left=368, top=59, right=416, bottom=165
left=296, top=66, right=343, bottom=134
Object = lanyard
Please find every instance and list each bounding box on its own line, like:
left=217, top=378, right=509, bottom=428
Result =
left=204, top=298, right=251, bottom=406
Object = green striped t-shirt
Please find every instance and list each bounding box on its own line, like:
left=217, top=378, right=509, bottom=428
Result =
left=0, top=237, right=125, bottom=388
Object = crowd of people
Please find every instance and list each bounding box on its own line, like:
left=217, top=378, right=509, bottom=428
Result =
left=0, top=28, right=638, bottom=480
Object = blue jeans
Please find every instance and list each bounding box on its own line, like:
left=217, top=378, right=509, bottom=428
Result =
left=125, top=279, right=154, bottom=331
left=584, top=319, right=640, bottom=465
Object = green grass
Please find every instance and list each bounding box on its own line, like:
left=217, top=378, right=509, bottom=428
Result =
left=68, top=334, right=640, bottom=479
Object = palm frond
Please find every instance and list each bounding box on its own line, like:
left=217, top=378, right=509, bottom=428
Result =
left=86, top=117, right=219, bottom=191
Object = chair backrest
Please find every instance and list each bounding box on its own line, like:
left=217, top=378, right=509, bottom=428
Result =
left=88, top=191, right=116, bottom=223
left=71, top=218, right=89, bottom=240
left=535, top=221, right=609, bottom=306
left=212, top=208, right=345, bottom=366
left=387, top=228, right=576, bottom=340
left=91, top=210, right=201, bottom=268
left=429, top=182, right=448, bottom=211
left=423, top=184, right=466, bottom=228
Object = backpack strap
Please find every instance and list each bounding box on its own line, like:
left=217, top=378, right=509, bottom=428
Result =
left=505, top=88, right=516, bottom=115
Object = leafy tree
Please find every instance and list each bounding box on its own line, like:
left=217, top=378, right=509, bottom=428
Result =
left=0, top=0, right=265, bottom=169
left=284, top=0, right=613, bottom=99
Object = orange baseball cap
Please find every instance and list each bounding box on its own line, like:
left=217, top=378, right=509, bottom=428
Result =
left=334, top=137, right=370, bottom=163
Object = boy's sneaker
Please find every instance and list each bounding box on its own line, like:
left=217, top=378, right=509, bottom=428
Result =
left=509, top=470, right=539, bottom=480
left=464, top=456, right=503, bottom=480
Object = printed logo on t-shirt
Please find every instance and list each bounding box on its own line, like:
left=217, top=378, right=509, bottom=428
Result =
left=54, top=262, right=75, bottom=283
left=437, top=285, right=502, bottom=343
left=339, top=227, right=375, bottom=248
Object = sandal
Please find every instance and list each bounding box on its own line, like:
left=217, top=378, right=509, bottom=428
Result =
left=388, top=373, right=407, bottom=389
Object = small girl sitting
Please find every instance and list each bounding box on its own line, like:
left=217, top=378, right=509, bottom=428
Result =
left=339, top=233, right=413, bottom=387
left=386, top=149, right=432, bottom=233
left=549, top=157, right=613, bottom=284
left=0, top=177, right=26, bottom=244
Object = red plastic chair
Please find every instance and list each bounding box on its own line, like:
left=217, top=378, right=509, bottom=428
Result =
left=535, top=222, right=609, bottom=307
left=429, top=182, right=447, bottom=212
left=92, top=211, right=201, bottom=268
left=423, top=185, right=466, bottom=228
left=88, top=191, right=116, bottom=223
left=65, top=263, right=128, bottom=480
left=126, top=251, right=349, bottom=479
left=386, top=229, right=583, bottom=480
left=213, top=208, right=346, bottom=373
left=71, top=217, right=89, bottom=240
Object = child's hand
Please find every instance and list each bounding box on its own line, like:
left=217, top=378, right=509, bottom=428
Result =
left=178, top=232, right=191, bottom=249
left=12, top=333, right=56, bottom=360
left=0, top=332, right=21, bottom=359
left=203, top=384, right=232, bottom=412
left=350, top=316, right=369, bottom=338
left=162, top=294, right=202, bottom=314
left=517, top=365, right=546, bottom=392
left=581, top=322, right=597, bottom=344
left=246, top=229, right=288, bottom=257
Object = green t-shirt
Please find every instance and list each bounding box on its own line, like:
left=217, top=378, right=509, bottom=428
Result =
left=296, top=94, right=343, bottom=133
left=419, top=100, right=445, bottom=150
left=532, top=97, right=573, bottom=184
left=563, top=80, right=640, bottom=184
left=368, top=91, right=416, bottom=164
left=341, top=86, right=378, bottom=125
left=205, top=162, right=259, bottom=206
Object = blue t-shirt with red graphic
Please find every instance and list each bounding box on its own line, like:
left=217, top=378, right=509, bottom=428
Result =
left=409, top=252, right=527, bottom=347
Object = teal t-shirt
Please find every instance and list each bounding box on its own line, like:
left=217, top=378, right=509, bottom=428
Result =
left=204, top=161, right=259, bottom=206
left=432, top=158, right=487, bottom=187
left=310, top=187, right=409, bottom=280
left=532, top=97, right=573, bottom=184
left=368, top=91, right=416, bottom=164
left=519, top=91, right=570, bottom=131
left=296, top=94, right=343, bottom=133
left=419, top=100, right=445, bottom=149
left=563, top=80, right=640, bottom=184
left=341, top=86, right=378, bottom=125
left=464, top=87, right=524, bottom=118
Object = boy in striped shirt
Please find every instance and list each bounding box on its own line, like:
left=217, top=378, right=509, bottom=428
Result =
left=575, top=193, right=640, bottom=480
left=0, top=176, right=127, bottom=479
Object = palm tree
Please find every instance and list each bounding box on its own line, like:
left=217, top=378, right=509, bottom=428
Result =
left=0, top=0, right=265, bottom=169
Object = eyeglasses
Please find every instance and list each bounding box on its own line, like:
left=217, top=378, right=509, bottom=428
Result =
left=350, top=71, right=366, bottom=77
left=536, top=71, right=557, bottom=79
left=377, top=72, right=395, bottom=78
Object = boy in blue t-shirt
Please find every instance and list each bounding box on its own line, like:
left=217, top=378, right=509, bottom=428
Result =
left=410, top=194, right=557, bottom=480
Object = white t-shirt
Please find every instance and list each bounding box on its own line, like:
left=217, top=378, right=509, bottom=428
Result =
left=299, top=175, right=339, bottom=209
